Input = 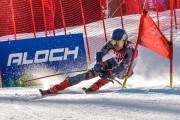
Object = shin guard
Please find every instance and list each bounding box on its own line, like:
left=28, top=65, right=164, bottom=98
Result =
left=87, top=79, right=109, bottom=93
left=50, top=78, right=70, bottom=93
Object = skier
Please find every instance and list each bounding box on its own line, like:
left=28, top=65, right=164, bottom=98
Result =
left=39, top=28, right=138, bottom=96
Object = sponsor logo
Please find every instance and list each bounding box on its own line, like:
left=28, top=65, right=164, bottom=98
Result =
left=7, top=47, right=79, bottom=66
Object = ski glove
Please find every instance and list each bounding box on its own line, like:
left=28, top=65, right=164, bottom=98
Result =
left=99, top=70, right=112, bottom=80
left=94, top=63, right=105, bottom=73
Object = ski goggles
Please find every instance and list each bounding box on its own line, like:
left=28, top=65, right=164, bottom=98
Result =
left=112, top=40, right=124, bottom=47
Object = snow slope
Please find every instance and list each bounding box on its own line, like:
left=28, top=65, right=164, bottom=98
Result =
left=0, top=86, right=180, bottom=120
left=0, top=10, right=180, bottom=120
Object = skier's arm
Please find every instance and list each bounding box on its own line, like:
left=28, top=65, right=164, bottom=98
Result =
left=96, top=41, right=114, bottom=62
left=95, top=48, right=136, bottom=79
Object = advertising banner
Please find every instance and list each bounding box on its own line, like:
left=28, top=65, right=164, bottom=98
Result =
left=142, top=0, right=167, bottom=11
left=0, top=33, right=87, bottom=87
left=157, top=0, right=167, bottom=11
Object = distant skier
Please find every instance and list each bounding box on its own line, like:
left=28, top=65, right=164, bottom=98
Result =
left=39, top=28, right=138, bottom=96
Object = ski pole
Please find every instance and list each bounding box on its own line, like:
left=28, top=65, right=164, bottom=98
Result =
left=22, top=67, right=110, bottom=84
left=109, top=78, right=126, bottom=88
left=22, top=69, right=88, bottom=83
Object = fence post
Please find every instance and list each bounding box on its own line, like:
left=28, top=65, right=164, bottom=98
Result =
left=50, top=0, right=55, bottom=36
left=29, top=0, right=36, bottom=38
left=138, top=0, right=142, bottom=14
left=99, top=0, right=107, bottom=42
left=10, top=0, right=16, bottom=40
left=156, top=0, right=160, bottom=28
left=41, top=0, right=47, bottom=37
left=118, top=0, right=124, bottom=29
left=173, top=0, right=177, bottom=29
left=79, top=0, right=91, bottom=62
left=59, top=0, right=67, bottom=35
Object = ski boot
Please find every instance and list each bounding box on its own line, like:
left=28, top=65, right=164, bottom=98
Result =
left=39, top=77, right=70, bottom=96
left=82, top=79, right=109, bottom=94
left=82, top=87, right=94, bottom=94
left=39, top=89, right=53, bottom=96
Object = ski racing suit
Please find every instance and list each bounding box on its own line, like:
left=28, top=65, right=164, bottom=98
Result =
left=49, top=40, right=138, bottom=93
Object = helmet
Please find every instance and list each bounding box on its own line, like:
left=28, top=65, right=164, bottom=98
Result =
left=111, top=29, right=128, bottom=41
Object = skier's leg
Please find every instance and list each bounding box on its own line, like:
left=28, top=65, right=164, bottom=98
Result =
left=68, top=68, right=98, bottom=86
left=82, top=58, right=119, bottom=93
left=83, top=79, right=110, bottom=93
left=39, top=77, right=70, bottom=96
left=49, top=77, right=70, bottom=93
left=40, top=69, right=98, bottom=96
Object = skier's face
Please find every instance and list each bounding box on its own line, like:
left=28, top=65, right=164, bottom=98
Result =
left=112, top=40, right=125, bottom=50
left=113, top=40, right=124, bottom=47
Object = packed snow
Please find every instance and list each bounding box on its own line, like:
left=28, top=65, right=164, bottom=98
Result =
left=0, top=10, right=180, bottom=120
